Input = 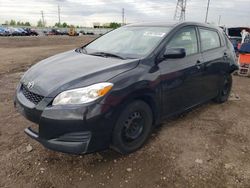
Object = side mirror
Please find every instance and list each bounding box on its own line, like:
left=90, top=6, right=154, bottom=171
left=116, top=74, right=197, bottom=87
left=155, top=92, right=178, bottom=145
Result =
left=163, top=48, right=186, bottom=59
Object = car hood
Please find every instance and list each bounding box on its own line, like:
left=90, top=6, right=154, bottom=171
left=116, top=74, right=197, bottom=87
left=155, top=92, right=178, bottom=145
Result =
left=21, top=50, right=139, bottom=97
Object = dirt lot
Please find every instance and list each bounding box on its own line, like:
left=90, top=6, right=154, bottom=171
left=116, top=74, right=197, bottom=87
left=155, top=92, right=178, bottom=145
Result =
left=0, top=36, right=250, bottom=188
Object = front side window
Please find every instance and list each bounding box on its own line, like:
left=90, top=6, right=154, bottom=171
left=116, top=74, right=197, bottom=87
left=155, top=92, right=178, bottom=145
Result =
left=199, top=28, right=221, bottom=51
left=85, top=26, right=171, bottom=59
left=167, top=27, right=198, bottom=56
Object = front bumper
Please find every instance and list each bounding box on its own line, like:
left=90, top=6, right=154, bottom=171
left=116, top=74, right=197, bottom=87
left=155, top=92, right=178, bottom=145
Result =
left=24, top=127, right=91, bottom=154
left=15, top=85, right=115, bottom=154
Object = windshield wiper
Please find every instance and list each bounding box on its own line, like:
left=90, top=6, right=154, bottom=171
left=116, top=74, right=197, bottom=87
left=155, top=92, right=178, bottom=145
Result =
left=89, top=52, right=125, bottom=60
left=76, top=47, right=87, bottom=54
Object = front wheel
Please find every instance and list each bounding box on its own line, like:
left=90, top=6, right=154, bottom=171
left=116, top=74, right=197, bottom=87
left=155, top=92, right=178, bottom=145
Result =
left=111, top=100, right=153, bottom=154
left=213, top=74, right=232, bottom=103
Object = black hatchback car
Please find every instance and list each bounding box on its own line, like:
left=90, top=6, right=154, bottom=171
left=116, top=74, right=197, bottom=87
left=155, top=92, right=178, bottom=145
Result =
left=15, top=22, right=238, bottom=154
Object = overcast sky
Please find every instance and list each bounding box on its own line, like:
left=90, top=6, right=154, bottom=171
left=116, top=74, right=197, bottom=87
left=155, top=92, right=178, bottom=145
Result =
left=0, top=0, right=250, bottom=27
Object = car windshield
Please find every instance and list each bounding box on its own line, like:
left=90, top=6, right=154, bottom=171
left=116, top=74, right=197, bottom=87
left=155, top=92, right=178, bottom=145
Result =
left=85, top=26, right=171, bottom=59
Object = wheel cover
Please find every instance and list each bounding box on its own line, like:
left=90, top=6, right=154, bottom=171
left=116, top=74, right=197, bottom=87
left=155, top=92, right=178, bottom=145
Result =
left=122, top=111, right=144, bottom=143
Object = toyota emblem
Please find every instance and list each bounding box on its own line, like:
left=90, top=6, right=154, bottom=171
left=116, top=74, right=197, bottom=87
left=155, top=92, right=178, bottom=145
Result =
left=27, top=81, right=35, bottom=89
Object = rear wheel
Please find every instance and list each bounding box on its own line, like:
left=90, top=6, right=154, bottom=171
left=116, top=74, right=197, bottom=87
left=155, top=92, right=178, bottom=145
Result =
left=111, top=100, right=153, bottom=154
left=213, top=74, right=232, bottom=103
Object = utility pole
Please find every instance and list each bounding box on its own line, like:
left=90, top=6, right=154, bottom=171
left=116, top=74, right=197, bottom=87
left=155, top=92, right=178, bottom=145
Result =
left=205, top=0, right=210, bottom=23
left=122, top=8, right=125, bottom=25
left=218, top=15, right=221, bottom=26
left=58, top=5, right=61, bottom=25
left=41, top=11, right=45, bottom=27
left=174, top=0, right=187, bottom=21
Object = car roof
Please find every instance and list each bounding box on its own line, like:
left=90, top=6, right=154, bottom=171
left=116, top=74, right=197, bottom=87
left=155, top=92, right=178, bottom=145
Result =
left=126, top=21, right=219, bottom=30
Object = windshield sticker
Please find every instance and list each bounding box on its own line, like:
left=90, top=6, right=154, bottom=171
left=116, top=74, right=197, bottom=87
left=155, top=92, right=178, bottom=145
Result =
left=143, top=31, right=166, bottom=37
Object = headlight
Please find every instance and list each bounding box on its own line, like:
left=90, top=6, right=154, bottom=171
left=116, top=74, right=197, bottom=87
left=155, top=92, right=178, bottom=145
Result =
left=52, top=82, right=113, bottom=106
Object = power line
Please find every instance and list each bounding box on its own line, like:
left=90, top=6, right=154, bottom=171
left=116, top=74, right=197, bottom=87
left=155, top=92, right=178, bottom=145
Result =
left=205, top=0, right=210, bottom=23
left=218, top=15, right=221, bottom=26
left=174, top=0, right=187, bottom=21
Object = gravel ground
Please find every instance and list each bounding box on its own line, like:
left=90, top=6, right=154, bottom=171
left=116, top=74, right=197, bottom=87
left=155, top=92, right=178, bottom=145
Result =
left=0, top=36, right=249, bottom=188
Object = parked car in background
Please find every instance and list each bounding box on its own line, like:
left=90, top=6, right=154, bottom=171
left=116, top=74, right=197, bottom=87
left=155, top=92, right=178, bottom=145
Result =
left=46, top=29, right=64, bottom=35
left=17, top=28, right=28, bottom=36
left=86, top=32, right=95, bottom=35
left=78, top=30, right=85, bottom=35
left=0, top=27, right=10, bottom=36
left=222, top=27, right=250, bottom=52
left=61, top=29, right=69, bottom=35
left=238, top=36, right=250, bottom=76
left=15, top=22, right=238, bottom=155
left=0, top=27, right=40, bottom=36
left=0, top=27, right=5, bottom=36
left=8, top=27, right=22, bottom=36
left=24, top=28, right=39, bottom=36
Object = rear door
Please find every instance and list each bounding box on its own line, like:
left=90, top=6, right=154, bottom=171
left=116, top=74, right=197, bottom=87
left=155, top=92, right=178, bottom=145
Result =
left=158, top=26, right=206, bottom=116
left=198, top=27, right=228, bottom=98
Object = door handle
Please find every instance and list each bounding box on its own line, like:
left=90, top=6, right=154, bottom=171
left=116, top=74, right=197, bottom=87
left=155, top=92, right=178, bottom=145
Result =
left=223, top=52, right=228, bottom=59
left=196, top=60, right=202, bottom=65
left=196, top=60, right=203, bottom=69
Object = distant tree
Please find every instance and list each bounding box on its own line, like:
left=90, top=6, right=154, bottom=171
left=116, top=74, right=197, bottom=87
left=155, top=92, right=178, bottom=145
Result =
left=5, top=20, right=31, bottom=27
left=109, top=22, right=121, bottom=29
left=24, top=22, right=31, bottom=26
left=37, top=19, right=43, bottom=27
left=10, top=20, right=16, bottom=26
left=62, top=22, right=68, bottom=28
left=14, top=21, right=30, bottom=26
left=54, top=22, right=62, bottom=27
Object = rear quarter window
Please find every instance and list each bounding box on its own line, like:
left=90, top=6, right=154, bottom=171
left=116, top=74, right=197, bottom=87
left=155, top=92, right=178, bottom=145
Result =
left=199, top=28, right=221, bottom=51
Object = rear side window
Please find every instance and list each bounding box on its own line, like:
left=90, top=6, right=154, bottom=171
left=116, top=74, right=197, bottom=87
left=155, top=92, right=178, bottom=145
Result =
left=167, top=27, right=198, bottom=56
left=199, top=28, right=221, bottom=51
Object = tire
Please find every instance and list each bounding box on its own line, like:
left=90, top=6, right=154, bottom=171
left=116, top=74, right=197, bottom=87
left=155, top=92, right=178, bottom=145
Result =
left=111, top=100, right=153, bottom=154
left=213, top=74, right=232, bottom=103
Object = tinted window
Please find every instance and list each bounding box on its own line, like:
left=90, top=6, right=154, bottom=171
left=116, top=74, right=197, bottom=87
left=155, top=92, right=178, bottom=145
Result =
left=199, top=28, right=221, bottom=51
left=167, top=27, right=198, bottom=56
left=228, top=28, right=242, bottom=37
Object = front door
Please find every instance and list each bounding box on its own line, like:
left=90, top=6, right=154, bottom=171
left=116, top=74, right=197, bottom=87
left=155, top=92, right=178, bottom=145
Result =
left=158, top=26, right=206, bottom=117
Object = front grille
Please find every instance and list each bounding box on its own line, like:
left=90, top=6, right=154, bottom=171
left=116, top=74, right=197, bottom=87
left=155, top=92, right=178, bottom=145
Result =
left=21, top=85, right=44, bottom=105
